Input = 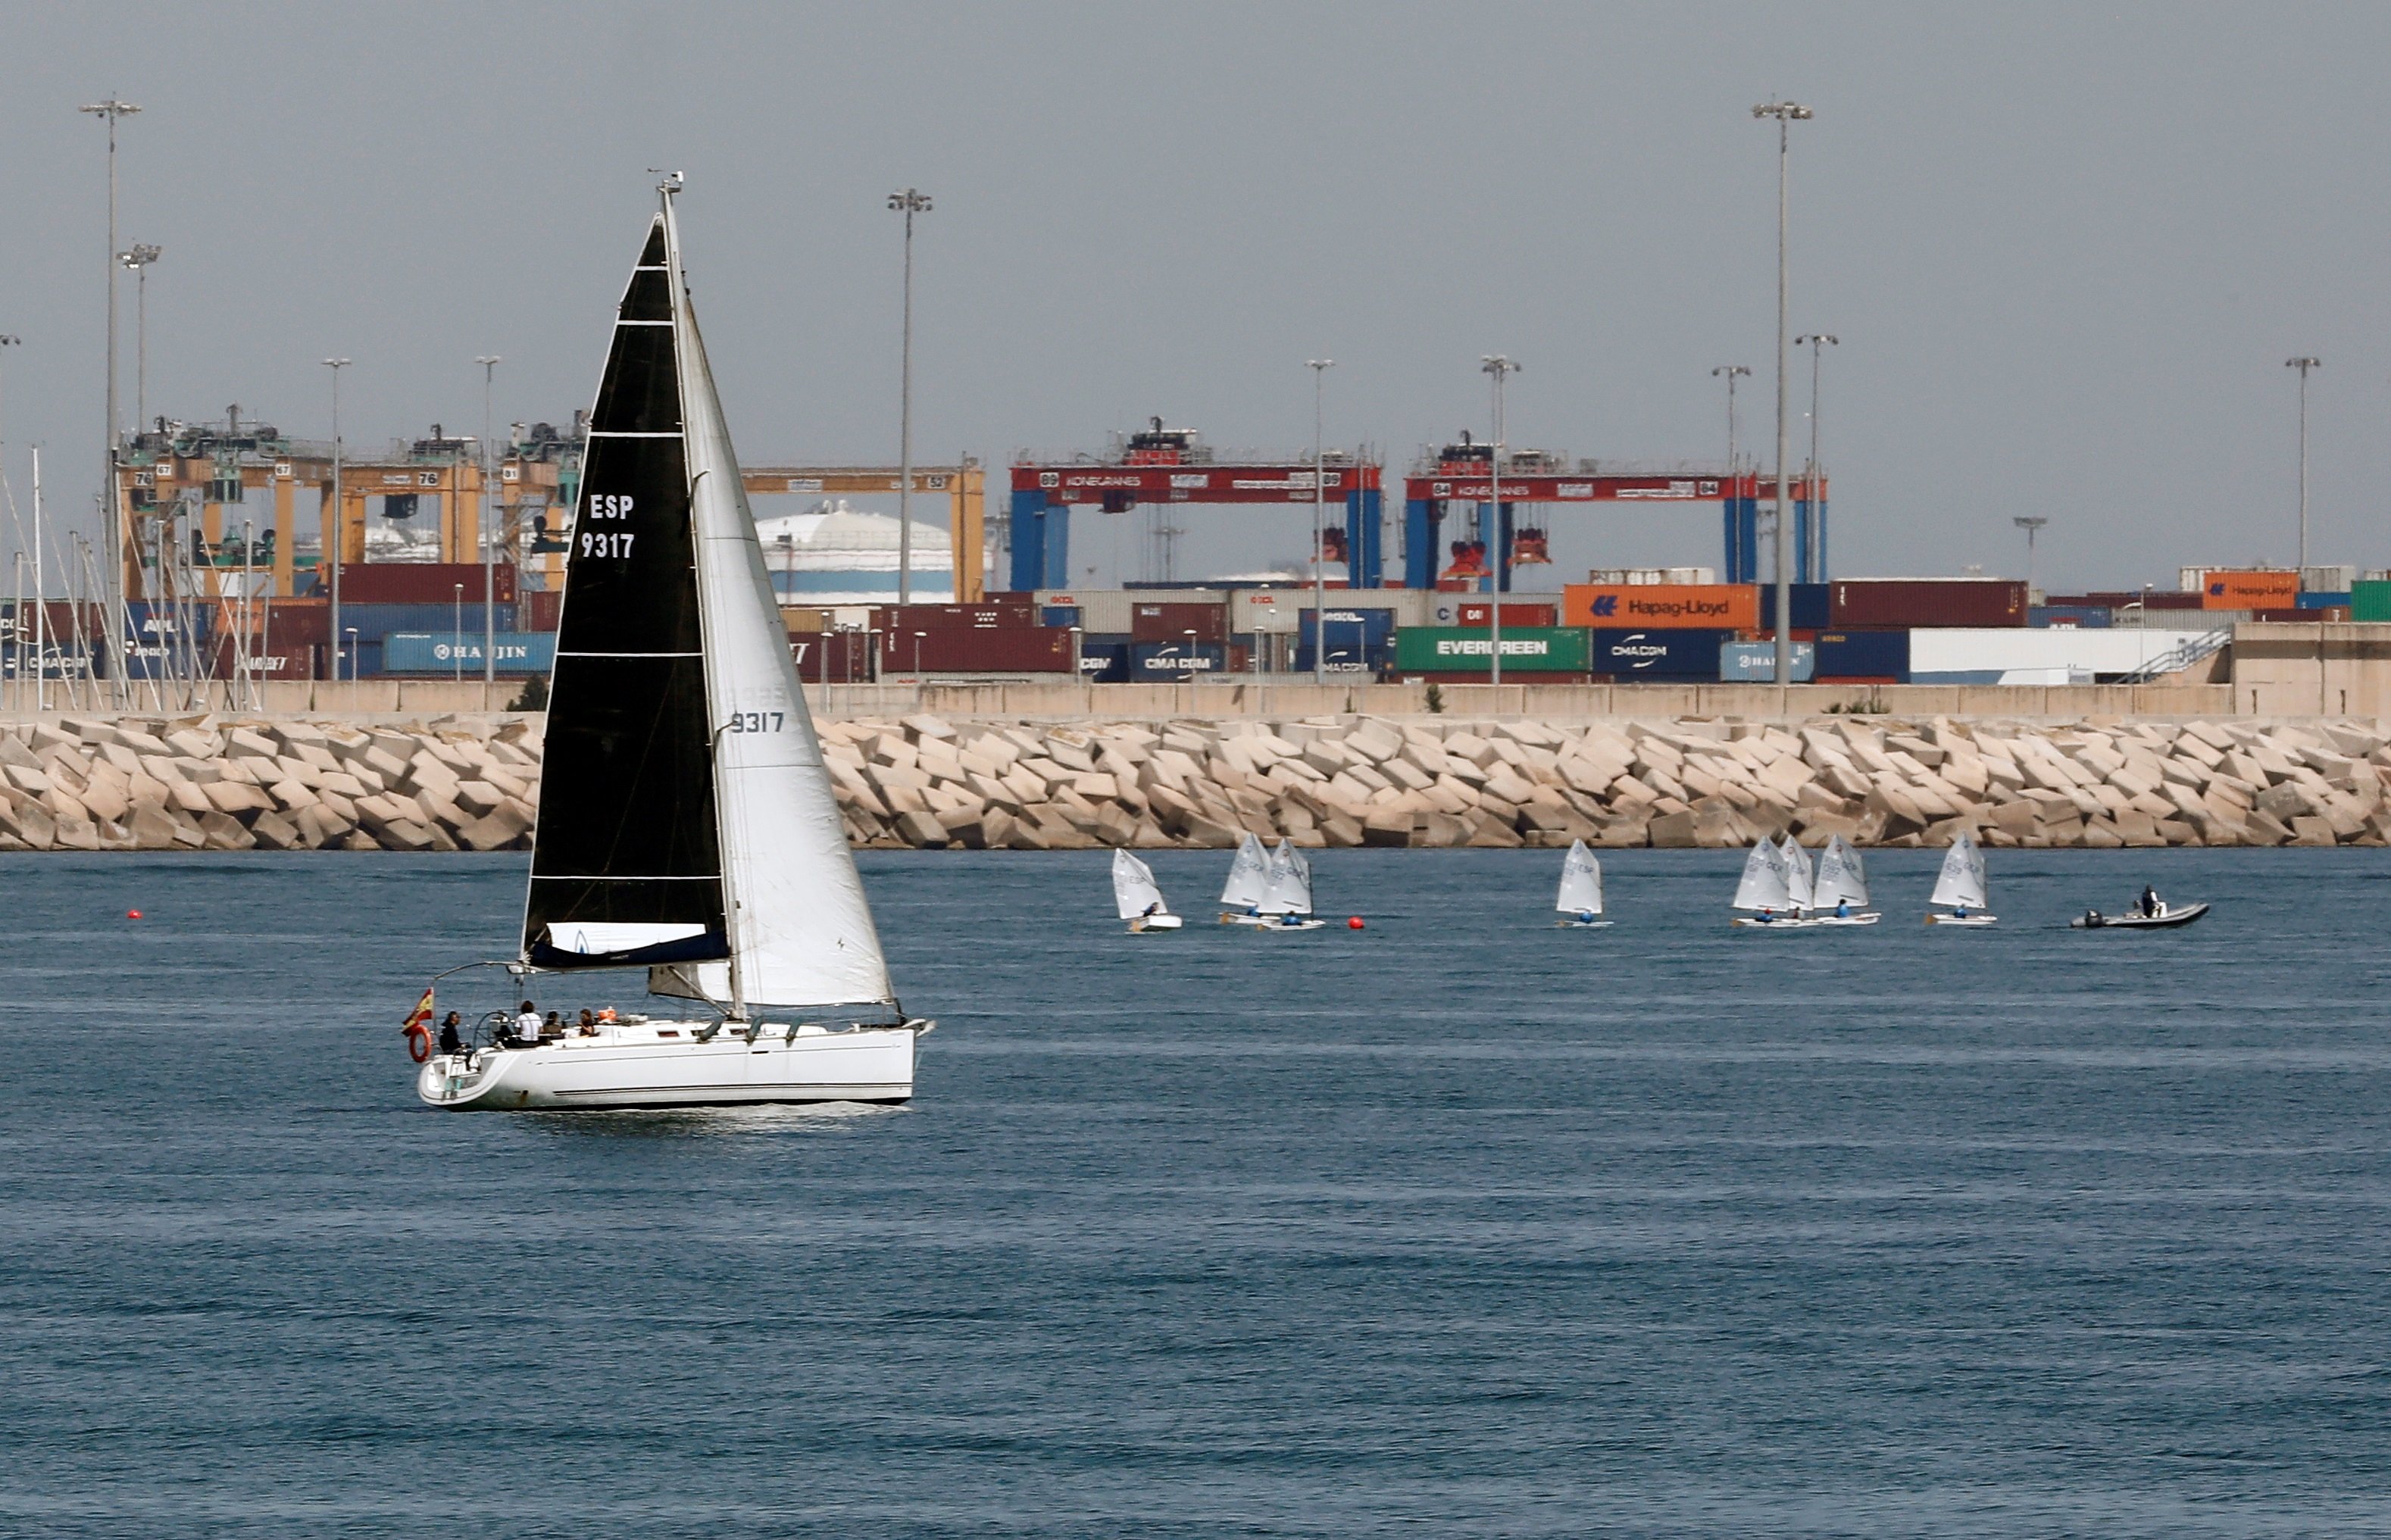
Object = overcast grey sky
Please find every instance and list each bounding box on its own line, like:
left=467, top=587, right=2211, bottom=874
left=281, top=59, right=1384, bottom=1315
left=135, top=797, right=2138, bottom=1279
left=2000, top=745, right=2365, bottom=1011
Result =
left=2, top=2, right=2385, bottom=592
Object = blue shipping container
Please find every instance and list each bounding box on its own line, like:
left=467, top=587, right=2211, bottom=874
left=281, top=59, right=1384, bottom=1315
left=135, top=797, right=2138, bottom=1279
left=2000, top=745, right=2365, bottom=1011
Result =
left=1042, top=605, right=1083, bottom=629
left=2299, top=591, right=2352, bottom=610
left=1815, top=629, right=1911, bottom=680
left=1758, top=583, right=1832, bottom=631
left=1295, top=642, right=1389, bottom=675
left=1589, top=628, right=1727, bottom=681
left=382, top=631, right=555, bottom=675
left=1720, top=639, right=1817, bottom=682
left=339, top=601, right=516, bottom=643
left=1299, top=607, right=1400, bottom=645
left=1077, top=637, right=1130, bottom=683
left=1127, top=641, right=1227, bottom=678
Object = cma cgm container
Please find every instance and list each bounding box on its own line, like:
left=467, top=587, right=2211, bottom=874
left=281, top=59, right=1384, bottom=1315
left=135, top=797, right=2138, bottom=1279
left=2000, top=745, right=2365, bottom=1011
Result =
left=1130, top=601, right=1229, bottom=644
left=1829, top=579, right=2025, bottom=629
left=382, top=632, right=557, bottom=675
left=1128, top=641, right=1228, bottom=677
left=880, top=625, right=1074, bottom=674
left=333, top=562, right=517, bottom=605
left=1077, top=637, right=1132, bottom=682
left=1815, top=629, right=1911, bottom=681
left=1721, top=639, right=1817, bottom=682
left=1396, top=626, right=1592, bottom=674
left=1588, top=628, right=1727, bottom=681
left=1295, top=642, right=1389, bottom=675
left=2200, top=570, right=2300, bottom=611
left=1564, top=583, right=1758, bottom=630
left=1758, top=583, right=1832, bottom=631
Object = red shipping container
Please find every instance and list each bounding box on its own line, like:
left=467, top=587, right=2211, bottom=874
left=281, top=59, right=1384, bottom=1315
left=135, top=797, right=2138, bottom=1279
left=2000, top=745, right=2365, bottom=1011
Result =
left=1455, top=601, right=1559, bottom=628
left=878, top=625, right=1075, bottom=673
left=1829, top=579, right=2026, bottom=629
left=789, top=631, right=874, bottom=683
left=334, top=563, right=518, bottom=605
left=8, top=602, right=105, bottom=648
left=237, top=598, right=330, bottom=648
left=521, top=589, right=564, bottom=632
left=2254, top=607, right=2349, bottom=623
left=1129, top=601, right=1229, bottom=643
left=209, top=637, right=319, bottom=680
left=870, top=601, right=1038, bottom=633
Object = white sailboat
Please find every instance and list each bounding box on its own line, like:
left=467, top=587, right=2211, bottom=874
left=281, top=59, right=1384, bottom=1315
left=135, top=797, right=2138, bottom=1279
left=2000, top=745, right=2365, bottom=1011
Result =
left=1810, top=835, right=1880, bottom=925
left=1555, top=838, right=1611, bottom=927
left=1783, top=835, right=1817, bottom=917
left=1730, top=838, right=1808, bottom=927
left=1113, top=848, right=1183, bottom=932
left=1218, top=831, right=1274, bottom=924
left=416, top=180, right=928, bottom=1111
left=1255, top=838, right=1326, bottom=930
left=1926, top=834, right=1996, bottom=926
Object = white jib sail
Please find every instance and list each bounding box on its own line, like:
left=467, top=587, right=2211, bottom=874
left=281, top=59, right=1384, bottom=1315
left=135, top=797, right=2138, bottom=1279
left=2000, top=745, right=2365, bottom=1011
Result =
left=1113, top=848, right=1169, bottom=920
left=1930, top=834, right=1988, bottom=910
left=1221, top=832, right=1270, bottom=909
left=1261, top=839, right=1313, bottom=915
left=1733, top=839, right=1792, bottom=911
left=650, top=193, right=895, bottom=1017
left=1556, top=839, right=1603, bottom=915
left=1813, top=835, right=1870, bottom=910
left=1782, top=836, right=1816, bottom=912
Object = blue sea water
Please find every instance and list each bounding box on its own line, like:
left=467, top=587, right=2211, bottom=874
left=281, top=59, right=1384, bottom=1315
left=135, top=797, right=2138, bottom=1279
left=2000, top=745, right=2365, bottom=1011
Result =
left=2, top=846, right=2389, bottom=1538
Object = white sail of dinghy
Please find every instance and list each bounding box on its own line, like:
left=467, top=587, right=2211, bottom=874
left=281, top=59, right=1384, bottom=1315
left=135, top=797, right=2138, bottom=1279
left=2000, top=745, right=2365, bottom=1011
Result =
left=1261, top=839, right=1314, bottom=915
left=1112, top=848, right=1174, bottom=923
left=1732, top=839, right=1793, bottom=915
left=1928, top=834, right=1992, bottom=922
left=1221, top=832, right=1270, bottom=914
left=1555, top=839, right=1606, bottom=923
left=1811, top=835, right=1877, bottom=920
left=1782, top=836, right=1816, bottom=914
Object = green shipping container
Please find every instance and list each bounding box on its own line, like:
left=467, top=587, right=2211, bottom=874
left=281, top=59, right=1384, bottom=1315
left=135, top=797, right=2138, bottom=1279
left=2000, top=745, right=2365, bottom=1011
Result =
left=1394, top=626, right=1590, bottom=673
left=2352, top=580, right=2391, bottom=622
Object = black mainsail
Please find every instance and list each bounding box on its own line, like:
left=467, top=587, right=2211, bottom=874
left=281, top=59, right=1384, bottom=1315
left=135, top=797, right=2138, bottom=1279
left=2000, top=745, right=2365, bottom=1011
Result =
left=521, top=216, right=727, bottom=970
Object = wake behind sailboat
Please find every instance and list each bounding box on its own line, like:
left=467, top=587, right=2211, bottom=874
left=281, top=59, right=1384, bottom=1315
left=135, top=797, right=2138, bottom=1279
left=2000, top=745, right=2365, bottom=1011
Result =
left=414, top=180, right=928, bottom=1111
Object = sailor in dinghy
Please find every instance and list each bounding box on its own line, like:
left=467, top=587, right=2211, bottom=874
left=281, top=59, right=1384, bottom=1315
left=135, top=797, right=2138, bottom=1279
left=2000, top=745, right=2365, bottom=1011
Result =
left=1925, top=833, right=1996, bottom=926
left=412, top=177, right=929, bottom=1112
left=1256, top=838, right=1327, bottom=931
left=1809, top=836, right=1880, bottom=925
left=1555, top=838, right=1611, bottom=927
left=1112, top=848, right=1183, bottom=932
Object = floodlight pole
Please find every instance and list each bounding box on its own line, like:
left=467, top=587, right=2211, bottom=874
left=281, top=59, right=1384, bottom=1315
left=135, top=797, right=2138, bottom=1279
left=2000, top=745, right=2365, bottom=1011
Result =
left=477, top=355, right=500, bottom=697
left=1796, top=333, right=1836, bottom=579
left=82, top=97, right=139, bottom=699
left=1754, top=99, right=1811, bottom=686
left=323, top=358, right=349, bottom=689
left=2287, top=356, right=2320, bottom=573
left=888, top=189, right=931, bottom=605
left=1482, top=356, right=1519, bottom=688
left=1308, top=358, right=1333, bottom=685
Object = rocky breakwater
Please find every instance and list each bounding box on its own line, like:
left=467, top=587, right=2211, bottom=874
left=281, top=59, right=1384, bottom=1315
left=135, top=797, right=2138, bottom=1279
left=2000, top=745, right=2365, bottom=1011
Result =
left=0, top=716, right=540, bottom=851
left=822, top=714, right=2391, bottom=851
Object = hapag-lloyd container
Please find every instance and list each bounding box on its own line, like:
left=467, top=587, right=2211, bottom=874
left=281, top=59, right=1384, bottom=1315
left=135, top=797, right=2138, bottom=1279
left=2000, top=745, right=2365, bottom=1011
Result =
left=1588, top=628, right=1728, bottom=680
left=1828, top=579, right=2026, bottom=629
left=1394, top=626, right=1591, bottom=673
left=1564, top=583, right=1758, bottom=630
left=2200, top=570, right=2301, bottom=611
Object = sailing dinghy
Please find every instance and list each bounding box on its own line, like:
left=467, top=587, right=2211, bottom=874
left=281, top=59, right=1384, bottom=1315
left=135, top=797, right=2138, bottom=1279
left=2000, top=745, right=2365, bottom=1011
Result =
left=1113, top=848, right=1182, bottom=932
left=1218, top=832, right=1274, bottom=924
left=1555, top=838, right=1610, bottom=927
left=416, top=181, right=928, bottom=1111
left=1926, top=835, right=1996, bottom=926
left=1809, top=835, right=1880, bottom=925
left=1783, top=835, right=1817, bottom=918
left=1730, top=838, right=1807, bottom=927
left=1255, top=838, right=1325, bottom=931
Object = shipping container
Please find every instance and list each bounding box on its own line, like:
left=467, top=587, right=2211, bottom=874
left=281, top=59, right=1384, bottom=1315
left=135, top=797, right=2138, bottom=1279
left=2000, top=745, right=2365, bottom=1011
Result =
left=1447, top=600, right=1560, bottom=629
left=1130, top=601, right=1230, bottom=644
left=1294, top=642, right=1391, bottom=675
left=870, top=600, right=1041, bottom=633
left=879, top=625, right=1075, bottom=674
left=1586, top=628, right=1727, bottom=681
left=1586, top=566, right=1717, bottom=586
left=1721, top=639, right=1817, bottom=682
left=123, top=601, right=213, bottom=645
left=1564, top=583, right=1758, bottom=630
left=1396, top=626, right=1592, bottom=674
left=210, top=641, right=320, bottom=680
left=333, top=601, right=517, bottom=644
left=1814, top=629, right=1911, bottom=681
left=521, top=588, right=564, bottom=632
left=1758, top=583, right=1833, bottom=631
left=2199, top=570, right=2300, bottom=611
left=787, top=630, right=874, bottom=683
left=2353, top=580, right=2391, bottom=622
left=1299, top=608, right=1399, bottom=646
left=1829, top=579, right=2026, bottom=629
left=381, top=631, right=558, bottom=675
left=778, top=608, right=832, bottom=634
left=2049, top=590, right=2205, bottom=611
left=1127, top=640, right=1229, bottom=677
left=1040, top=605, right=1080, bottom=629
left=230, top=598, right=331, bottom=648
left=1077, top=637, right=1132, bottom=683
left=2252, top=607, right=2350, bottom=623
left=2298, top=591, right=2352, bottom=611
left=2304, top=564, right=2358, bottom=594
left=333, top=562, right=518, bottom=605
left=0, top=601, right=106, bottom=648
left=1033, top=589, right=1135, bottom=633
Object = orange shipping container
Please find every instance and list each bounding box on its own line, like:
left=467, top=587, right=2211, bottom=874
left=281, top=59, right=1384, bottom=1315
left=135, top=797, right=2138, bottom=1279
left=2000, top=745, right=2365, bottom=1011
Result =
left=1563, top=583, right=1758, bottom=630
left=2202, top=570, right=2299, bottom=610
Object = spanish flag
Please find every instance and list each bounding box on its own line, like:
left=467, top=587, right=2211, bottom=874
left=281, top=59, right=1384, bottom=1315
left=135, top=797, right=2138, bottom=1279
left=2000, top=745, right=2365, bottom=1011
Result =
left=402, top=987, right=435, bottom=1033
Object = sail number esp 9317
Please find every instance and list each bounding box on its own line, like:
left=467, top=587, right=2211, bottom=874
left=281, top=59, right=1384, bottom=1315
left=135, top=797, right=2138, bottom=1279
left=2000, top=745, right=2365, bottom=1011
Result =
left=580, top=492, right=636, bottom=560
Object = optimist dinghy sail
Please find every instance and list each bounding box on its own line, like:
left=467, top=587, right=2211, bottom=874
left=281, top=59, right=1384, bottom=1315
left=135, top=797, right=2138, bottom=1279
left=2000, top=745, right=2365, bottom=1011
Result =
left=1782, top=836, right=1816, bottom=915
left=1731, top=838, right=1796, bottom=923
left=1555, top=839, right=1608, bottom=926
left=414, top=180, right=924, bottom=1111
left=1220, top=832, right=1271, bottom=920
left=1261, top=839, right=1314, bottom=916
left=1927, top=835, right=1995, bottom=924
left=1112, top=849, right=1181, bottom=931
left=1811, top=835, right=1880, bottom=923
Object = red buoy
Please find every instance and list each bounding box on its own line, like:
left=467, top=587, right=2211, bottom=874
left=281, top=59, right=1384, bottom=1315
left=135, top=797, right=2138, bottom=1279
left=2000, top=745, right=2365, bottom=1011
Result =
left=126, top=909, right=143, bottom=920
left=1347, top=916, right=1364, bottom=929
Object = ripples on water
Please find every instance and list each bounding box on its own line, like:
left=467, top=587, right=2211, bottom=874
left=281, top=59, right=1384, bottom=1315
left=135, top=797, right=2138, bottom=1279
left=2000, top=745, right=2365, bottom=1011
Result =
left=2, top=847, right=2388, bottom=1537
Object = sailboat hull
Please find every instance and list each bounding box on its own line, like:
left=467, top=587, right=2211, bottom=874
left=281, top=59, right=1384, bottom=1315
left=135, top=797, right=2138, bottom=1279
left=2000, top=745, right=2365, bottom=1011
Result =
left=1927, top=913, right=1999, bottom=926
left=415, top=1023, right=920, bottom=1110
left=1128, top=914, right=1184, bottom=932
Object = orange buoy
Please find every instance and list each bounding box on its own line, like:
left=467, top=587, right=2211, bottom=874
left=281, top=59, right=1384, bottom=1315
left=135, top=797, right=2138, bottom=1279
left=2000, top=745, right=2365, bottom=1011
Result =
left=126, top=909, right=142, bottom=920
left=1347, top=916, right=1364, bottom=929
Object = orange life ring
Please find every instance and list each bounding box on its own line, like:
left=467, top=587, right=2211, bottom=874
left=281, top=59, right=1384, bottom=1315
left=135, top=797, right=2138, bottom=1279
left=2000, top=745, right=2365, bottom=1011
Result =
left=404, top=1023, right=433, bottom=1064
